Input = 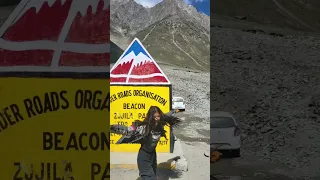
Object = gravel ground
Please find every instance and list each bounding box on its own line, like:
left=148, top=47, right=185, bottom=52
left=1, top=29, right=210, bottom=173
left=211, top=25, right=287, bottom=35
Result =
left=163, top=66, right=210, bottom=179
left=211, top=26, right=320, bottom=179
left=111, top=142, right=209, bottom=180
left=162, top=65, right=210, bottom=120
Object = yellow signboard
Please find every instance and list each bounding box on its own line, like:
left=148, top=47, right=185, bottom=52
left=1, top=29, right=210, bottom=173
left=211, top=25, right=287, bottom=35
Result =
left=0, top=77, right=110, bottom=180
left=110, top=85, right=171, bottom=153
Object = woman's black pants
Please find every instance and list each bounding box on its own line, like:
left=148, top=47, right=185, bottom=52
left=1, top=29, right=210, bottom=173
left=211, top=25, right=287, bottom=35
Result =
left=137, top=148, right=157, bottom=180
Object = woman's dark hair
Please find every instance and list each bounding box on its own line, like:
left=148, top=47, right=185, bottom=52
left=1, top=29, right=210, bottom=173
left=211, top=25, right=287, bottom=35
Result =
left=139, top=106, right=181, bottom=139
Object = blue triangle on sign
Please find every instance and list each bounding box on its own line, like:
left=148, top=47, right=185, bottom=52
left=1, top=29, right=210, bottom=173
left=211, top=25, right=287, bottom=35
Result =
left=122, top=39, right=151, bottom=58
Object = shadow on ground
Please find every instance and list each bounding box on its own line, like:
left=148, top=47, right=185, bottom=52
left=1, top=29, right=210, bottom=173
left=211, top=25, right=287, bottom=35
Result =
left=136, top=156, right=183, bottom=180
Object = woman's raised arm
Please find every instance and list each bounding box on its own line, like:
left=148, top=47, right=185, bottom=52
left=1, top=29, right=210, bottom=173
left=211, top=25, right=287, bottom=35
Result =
left=110, top=121, right=146, bottom=136
left=165, top=109, right=179, bottom=116
left=110, top=123, right=135, bottom=135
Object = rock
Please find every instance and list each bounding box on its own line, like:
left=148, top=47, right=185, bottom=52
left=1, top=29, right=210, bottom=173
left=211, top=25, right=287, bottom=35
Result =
left=175, top=155, right=188, bottom=172
left=211, top=25, right=320, bottom=172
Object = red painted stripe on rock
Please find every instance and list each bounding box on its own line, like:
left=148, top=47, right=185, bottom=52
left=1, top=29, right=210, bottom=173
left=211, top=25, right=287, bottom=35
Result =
left=111, top=59, right=133, bottom=75
left=110, top=77, right=126, bottom=83
left=2, top=0, right=72, bottom=41
left=128, top=76, right=168, bottom=83
left=66, top=0, right=110, bottom=44
left=59, top=51, right=110, bottom=66
left=0, top=49, right=53, bottom=66
left=130, top=61, right=162, bottom=75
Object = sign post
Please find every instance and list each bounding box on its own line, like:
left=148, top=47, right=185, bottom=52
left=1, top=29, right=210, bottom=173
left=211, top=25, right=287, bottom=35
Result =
left=0, top=0, right=110, bottom=179
left=110, top=38, right=172, bottom=153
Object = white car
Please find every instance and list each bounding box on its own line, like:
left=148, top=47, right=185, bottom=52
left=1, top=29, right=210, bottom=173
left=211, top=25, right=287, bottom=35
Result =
left=210, top=111, right=241, bottom=157
left=172, top=97, right=185, bottom=111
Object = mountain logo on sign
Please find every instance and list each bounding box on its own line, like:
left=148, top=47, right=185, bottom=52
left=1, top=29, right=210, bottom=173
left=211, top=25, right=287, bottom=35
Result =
left=0, top=0, right=110, bottom=72
left=110, top=38, right=170, bottom=84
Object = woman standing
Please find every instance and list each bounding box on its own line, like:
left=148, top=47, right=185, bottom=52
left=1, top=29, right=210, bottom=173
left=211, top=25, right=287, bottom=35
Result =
left=110, top=106, right=181, bottom=180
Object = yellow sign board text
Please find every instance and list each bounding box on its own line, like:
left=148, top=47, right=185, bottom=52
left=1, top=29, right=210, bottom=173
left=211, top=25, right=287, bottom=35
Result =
left=110, top=85, right=171, bottom=153
left=0, top=77, right=110, bottom=180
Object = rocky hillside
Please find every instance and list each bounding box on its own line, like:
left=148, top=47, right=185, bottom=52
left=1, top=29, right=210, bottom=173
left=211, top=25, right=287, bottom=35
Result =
left=110, top=0, right=210, bottom=71
left=110, top=41, right=123, bottom=64
left=212, top=0, right=320, bottom=33
left=211, top=3, right=320, bottom=178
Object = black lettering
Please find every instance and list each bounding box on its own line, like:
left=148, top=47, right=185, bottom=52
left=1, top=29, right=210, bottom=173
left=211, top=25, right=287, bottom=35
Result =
left=10, top=104, right=24, bottom=122
left=44, top=93, right=53, bottom=113
left=138, top=113, right=146, bottom=119
left=79, top=133, right=88, bottom=150
left=92, top=91, right=102, bottom=110
left=47, top=163, right=51, bottom=179
left=0, top=111, right=8, bottom=131
left=91, top=163, right=101, bottom=180
left=117, top=121, right=128, bottom=126
left=117, top=90, right=132, bottom=99
left=60, top=90, right=69, bottom=109
left=75, top=90, right=83, bottom=109
left=89, top=133, right=99, bottom=150
left=53, top=163, right=62, bottom=180
left=44, top=132, right=110, bottom=151
left=127, top=90, right=132, bottom=96
left=55, top=132, right=64, bottom=150
left=24, top=164, right=33, bottom=180
left=159, top=140, right=168, bottom=145
left=33, top=96, right=43, bottom=114
left=132, top=90, right=167, bottom=105
left=100, top=132, right=110, bottom=150
left=110, top=94, right=117, bottom=103
left=35, top=163, right=44, bottom=180
left=2, top=107, right=15, bottom=126
left=66, top=132, right=78, bottom=150
left=123, top=103, right=145, bottom=109
left=100, top=93, right=110, bottom=111
left=23, top=99, right=36, bottom=118
left=14, top=163, right=74, bottom=180
left=64, top=162, right=74, bottom=180
left=43, top=132, right=53, bottom=150
left=13, top=162, right=22, bottom=180
left=114, top=112, right=133, bottom=120
left=65, top=162, right=73, bottom=172
left=101, top=163, right=110, bottom=179
left=51, top=92, right=60, bottom=111
left=84, top=90, right=93, bottom=109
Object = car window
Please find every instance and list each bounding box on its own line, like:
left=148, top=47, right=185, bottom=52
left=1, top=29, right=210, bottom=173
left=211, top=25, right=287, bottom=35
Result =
left=210, top=117, right=235, bottom=128
left=173, top=98, right=184, bottom=102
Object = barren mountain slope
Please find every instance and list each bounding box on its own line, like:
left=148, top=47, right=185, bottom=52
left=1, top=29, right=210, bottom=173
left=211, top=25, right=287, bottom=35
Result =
left=211, top=23, right=320, bottom=177
left=133, top=15, right=210, bottom=71
left=111, top=0, right=210, bottom=71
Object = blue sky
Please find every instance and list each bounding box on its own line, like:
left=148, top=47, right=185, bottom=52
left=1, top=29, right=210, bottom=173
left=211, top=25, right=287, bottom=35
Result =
left=134, top=0, right=210, bottom=16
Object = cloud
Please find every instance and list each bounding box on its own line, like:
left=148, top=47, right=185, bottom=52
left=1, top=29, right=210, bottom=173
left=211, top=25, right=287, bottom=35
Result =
left=134, top=0, right=163, bottom=8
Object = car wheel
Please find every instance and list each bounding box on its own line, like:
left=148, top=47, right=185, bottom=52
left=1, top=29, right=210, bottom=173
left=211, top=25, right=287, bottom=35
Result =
left=233, top=149, right=240, bottom=157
